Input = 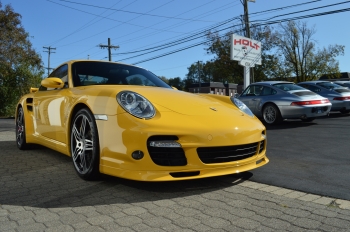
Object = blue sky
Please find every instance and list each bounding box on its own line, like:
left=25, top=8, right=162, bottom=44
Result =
left=2, top=0, right=350, bottom=79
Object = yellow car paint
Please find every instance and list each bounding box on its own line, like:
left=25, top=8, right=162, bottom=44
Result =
left=16, top=60, right=268, bottom=181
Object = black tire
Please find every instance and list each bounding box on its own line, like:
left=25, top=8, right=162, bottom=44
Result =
left=16, top=107, right=29, bottom=150
left=70, top=108, right=100, bottom=180
left=262, top=103, right=282, bottom=125
left=301, top=117, right=315, bottom=122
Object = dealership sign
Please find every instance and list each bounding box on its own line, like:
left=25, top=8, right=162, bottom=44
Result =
left=230, top=34, right=262, bottom=67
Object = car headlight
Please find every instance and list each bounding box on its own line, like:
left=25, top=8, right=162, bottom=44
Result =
left=117, top=91, right=155, bottom=119
left=230, top=97, right=254, bottom=117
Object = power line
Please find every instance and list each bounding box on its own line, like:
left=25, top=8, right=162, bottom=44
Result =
left=57, top=0, right=215, bottom=22
left=129, top=7, right=350, bottom=65
left=114, top=17, right=239, bottom=56
left=113, top=0, right=326, bottom=57
left=50, top=0, right=239, bottom=64
left=47, top=0, right=189, bottom=34
left=46, top=0, right=126, bottom=46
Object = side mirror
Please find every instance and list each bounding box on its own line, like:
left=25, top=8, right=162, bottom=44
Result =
left=41, top=77, right=64, bottom=89
left=171, top=86, right=178, bottom=90
left=30, top=88, right=39, bottom=93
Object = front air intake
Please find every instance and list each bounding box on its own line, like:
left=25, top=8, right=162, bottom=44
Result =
left=147, top=136, right=187, bottom=166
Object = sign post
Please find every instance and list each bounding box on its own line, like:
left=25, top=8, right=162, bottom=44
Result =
left=230, top=34, right=262, bottom=90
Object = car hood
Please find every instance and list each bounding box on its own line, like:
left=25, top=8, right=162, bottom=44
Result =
left=128, top=87, right=243, bottom=116
left=87, top=86, right=244, bottom=117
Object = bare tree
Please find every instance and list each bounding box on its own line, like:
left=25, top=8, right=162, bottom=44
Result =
left=276, top=21, right=344, bottom=82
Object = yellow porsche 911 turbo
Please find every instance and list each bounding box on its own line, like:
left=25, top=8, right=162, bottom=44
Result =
left=15, top=60, right=268, bottom=181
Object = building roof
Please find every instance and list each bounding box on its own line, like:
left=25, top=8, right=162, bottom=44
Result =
left=319, top=72, right=350, bottom=80
left=190, top=82, right=237, bottom=88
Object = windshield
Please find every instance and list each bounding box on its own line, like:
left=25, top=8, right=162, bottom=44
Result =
left=316, top=82, right=343, bottom=90
left=71, top=61, right=171, bottom=88
left=273, top=83, right=305, bottom=91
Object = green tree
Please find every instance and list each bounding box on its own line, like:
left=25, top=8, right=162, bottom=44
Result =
left=204, top=31, right=243, bottom=84
left=158, top=75, right=169, bottom=83
left=0, top=1, right=44, bottom=117
left=276, top=21, right=344, bottom=82
left=168, top=77, right=184, bottom=90
left=194, top=25, right=279, bottom=86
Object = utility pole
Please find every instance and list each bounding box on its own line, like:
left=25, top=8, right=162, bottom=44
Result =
left=99, top=38, right=119, bottom=61
left=243, top=0, right=255, bottom=83
left=243, top=0, right=252, bottom=38
left=197, top=61, right=201, bottom=93
left=43, top=46, right=56, bottom=76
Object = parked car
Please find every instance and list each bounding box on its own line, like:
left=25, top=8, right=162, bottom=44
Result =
left=298, top=81, right=350, bottom=114
left=237, top=81, right=331, bottom=125
left=15, top=60, right=268, bottom=181
left=333, top=80, right=350, bottom=88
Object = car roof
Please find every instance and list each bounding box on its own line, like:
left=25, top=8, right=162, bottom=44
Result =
left=333, top=80, right=350, bottom=83
left=297, top=81, right=330, bottom=84
left=252, top=81, right=294, bottom=86
left=57, top=59, right=143, bottom=69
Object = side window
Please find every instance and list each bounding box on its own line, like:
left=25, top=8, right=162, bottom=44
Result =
left=302, top=84, right=321, bottom=93
left=260, top=87, right=277, bottom=96
left=40, top=65, right=68, bottom=91
left=241, top=85, right=263, bottom=96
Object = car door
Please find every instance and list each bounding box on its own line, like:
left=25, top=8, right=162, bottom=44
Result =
left=33, top=64, right=70, bottom=144
left=238, top=85, right=264, bottom=115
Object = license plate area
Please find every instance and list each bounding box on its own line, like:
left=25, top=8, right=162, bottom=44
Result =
left=312, top=107, right=326, bottom=114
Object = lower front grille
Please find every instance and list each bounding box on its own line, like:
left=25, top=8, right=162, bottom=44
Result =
left=148, top=147, right=187, bottom=166
left=197, top=142, right=260, bottom=164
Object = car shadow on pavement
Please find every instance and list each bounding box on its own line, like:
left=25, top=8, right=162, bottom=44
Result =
left=0, top=141, right=253, bottom=209
left=263, top=120, right=318, bottom=130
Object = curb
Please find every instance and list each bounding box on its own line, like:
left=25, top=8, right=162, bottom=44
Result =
left=238, top=180, right=350, bottom=210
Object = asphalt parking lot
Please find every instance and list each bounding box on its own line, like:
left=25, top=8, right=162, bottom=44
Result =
left=250, top=112, right=350, bottom=201
left=1, top=116, right=350, bottom=231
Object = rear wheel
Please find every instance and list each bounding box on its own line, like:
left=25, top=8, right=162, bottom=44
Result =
left=70, top=108, right=100, bottom=180
left=16, top=107, right=29, bottom=150
left=262, top=104, right=282, bottom=125
left=301, top=117, right=315, bottom=122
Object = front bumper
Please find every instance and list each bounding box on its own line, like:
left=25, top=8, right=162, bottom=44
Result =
left=96, top=112, right=268, bottom=181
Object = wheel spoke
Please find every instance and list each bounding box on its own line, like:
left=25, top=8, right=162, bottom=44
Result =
left=80, top=116, right=87, bottom=137
left=85, top=139, right=93, bottom=151
left=80, top=152, right=87, bottom=171
left=72, top=146, right=81, bottom=162
left=72, top=124, right=82, bottom=141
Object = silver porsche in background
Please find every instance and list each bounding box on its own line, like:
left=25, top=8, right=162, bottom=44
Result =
left=333, top=80, right=350, bottom=88
left=237, top=81, right=332, bottom=125
left=298, top=81, right=350, bottom=114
